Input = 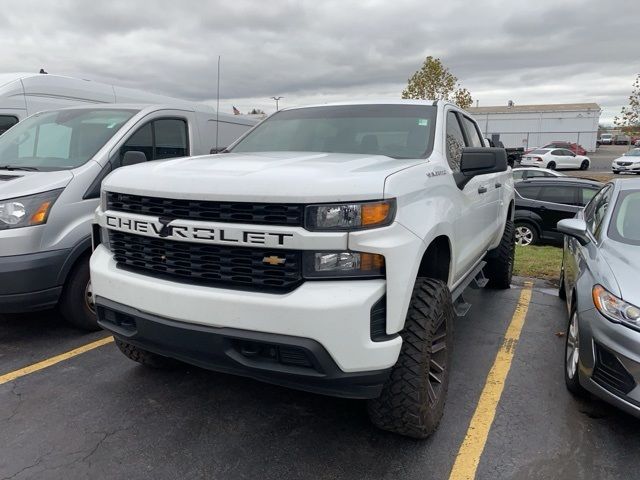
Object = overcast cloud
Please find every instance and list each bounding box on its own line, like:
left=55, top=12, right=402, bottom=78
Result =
left=0, top=0, right=636, bottom=122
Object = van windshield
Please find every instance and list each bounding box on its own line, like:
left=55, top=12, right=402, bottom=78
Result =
left=230, top=105, right=437, bottom=159
left=0, top=108, right=137, bottom=171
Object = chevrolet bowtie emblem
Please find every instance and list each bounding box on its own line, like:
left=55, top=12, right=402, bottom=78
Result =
left=263, top=255, right=286, bottom=266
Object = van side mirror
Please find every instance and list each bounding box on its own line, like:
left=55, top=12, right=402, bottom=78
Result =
left=557, top=218, right=590, bottom=246
left=122, top=150, right=147, bottom=167
left=454, top=147, right=508, bottom=189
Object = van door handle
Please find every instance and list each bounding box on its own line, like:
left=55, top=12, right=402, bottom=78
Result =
left=478, top=186, right=488, bottom=194
left=495, top=182, right=502, bottom=188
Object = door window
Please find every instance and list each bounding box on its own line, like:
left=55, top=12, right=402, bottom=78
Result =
left=513, top=170, right=524, bottom=181
left=119, top=118, right=188, bottom=164
left=580, top=187, right=599, bottom=206
left=461, top=116, right=483, bottom=147
left=515, top=185, right=541, bottom=199
left=550, top=149, right=564, bottom=156
left=0, top=115, right=18, bottom=135
left=537, top=185, right=577, bottom=205
left=445, top=112, right=465, bottom=172
left=561, top=149, right=575, bottom=157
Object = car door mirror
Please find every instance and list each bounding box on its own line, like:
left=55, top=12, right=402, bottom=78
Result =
left=122, top=150, right=148, bottom=167
left=557, top=218, right=590, bottom=245
left=454, top=147, right=508, bottom=189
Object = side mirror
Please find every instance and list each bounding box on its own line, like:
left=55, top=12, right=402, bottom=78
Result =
left=122, top=150, right=147, bottom=167
left=454, top=147, right=508, bottom=189
left=484, top=138, right=495, bottom=147
left=557, top=218, right=590, bottom=246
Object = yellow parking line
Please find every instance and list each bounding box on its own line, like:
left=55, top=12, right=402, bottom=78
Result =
left=0, top=336, right=114, bottom=386
left=448, top=282, right=534, bottom=480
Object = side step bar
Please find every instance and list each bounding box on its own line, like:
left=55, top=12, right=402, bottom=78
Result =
left=450, top=261, right=487, bottom=317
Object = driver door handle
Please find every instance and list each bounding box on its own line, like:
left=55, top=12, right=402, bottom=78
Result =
left=478, top=186, right=488, bottom=194
left=495, top=182, right=502, bottom=188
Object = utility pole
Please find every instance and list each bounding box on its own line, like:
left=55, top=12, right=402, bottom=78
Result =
left=270, top=96, right=283, bottom=111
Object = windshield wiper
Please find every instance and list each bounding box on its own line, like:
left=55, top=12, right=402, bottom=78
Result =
left=0, top=165, right=40, bottom=171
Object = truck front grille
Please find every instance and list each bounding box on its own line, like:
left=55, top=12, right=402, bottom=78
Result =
left=109, top=231, right=303, bottom=292
left=106, top=192, right=304, bottom=227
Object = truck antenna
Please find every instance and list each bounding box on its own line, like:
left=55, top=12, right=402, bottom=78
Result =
left=215, top=55, right=221, bottom=152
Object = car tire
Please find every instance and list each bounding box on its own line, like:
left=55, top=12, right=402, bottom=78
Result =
left=565, top=310, right=588, bottom=397
left=547, top=161, right=556, bottom=170
left=580, top=160, right=589, bottom=170
left=59, top=256, right=100, bottom=331
left=367, top=278, right=454, bottom=439
left=515, top=221, right=539, bottom=246
left=114, top=338, right=178, bottom=369
left=485, top=219, right=515, bottom=289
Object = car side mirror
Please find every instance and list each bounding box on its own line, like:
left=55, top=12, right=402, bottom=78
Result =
left=122, top=150, right=147, bottom=167
left=454, top=147, right=508, bottom=189
left=557, top=218, right=590, bottom=246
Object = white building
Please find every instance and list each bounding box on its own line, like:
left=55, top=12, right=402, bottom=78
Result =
left=468, top=103, right=601, bottom=152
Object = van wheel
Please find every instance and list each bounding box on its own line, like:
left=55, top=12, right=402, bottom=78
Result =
left=367, top=278, right=454, bottom=439
left=59, top=256, right=100, bottom=331
left=114, top=338, right=178, bottom=369
left=485, top=219, right=515, bottom=289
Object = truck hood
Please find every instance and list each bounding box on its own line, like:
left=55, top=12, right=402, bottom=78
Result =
left=104, top=152, right=424, bottom=202
left=0, top=170, right=73, bottom=200
left=600, top=242, right=640, bottom=304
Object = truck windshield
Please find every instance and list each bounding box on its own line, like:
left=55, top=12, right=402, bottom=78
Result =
left=0, top=108, right=137, bottom=171
left=230, top=105, right=437, bottom=159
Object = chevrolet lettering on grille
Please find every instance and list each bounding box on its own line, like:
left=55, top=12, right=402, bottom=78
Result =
left=104, top=214, right=294, bottom=247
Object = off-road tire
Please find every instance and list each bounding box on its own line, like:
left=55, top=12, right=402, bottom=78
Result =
left=485, top=219, right=515, bottom=289
left=114, top=338, right=178, bottom=369
left=59, top=256, right=100, bottom=331
left=367, top=278, right=454, bottom=439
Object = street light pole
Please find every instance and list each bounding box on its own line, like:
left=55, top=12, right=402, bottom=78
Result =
left=270, top=96, right=283, bottom=111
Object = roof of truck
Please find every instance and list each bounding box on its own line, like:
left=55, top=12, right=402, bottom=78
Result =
left=280, top=99, right=445, bottom=111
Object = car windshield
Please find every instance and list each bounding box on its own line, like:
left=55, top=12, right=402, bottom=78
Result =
left=608, top=190, right=640, bottom=246
left=0, top=108, right=137, bottom=171
left=230, top=105, right=437, bottom=159
left=529, top=149, right=550, bottom=154
left=624, top=150, right=640, bottom=156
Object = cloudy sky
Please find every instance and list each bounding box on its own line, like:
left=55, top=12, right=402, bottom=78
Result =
left=0, top=0, right=636, bottom=123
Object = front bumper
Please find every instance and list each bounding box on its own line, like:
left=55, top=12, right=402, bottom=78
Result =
left=612, top=163, right=640, bottom=173
left=578, top=308, right=640, bottom=417
left=97, top=297, right=392, bottom=399
left=0, top=249, right=70, bottom=312
left=90, top=245, right=402, bottom=375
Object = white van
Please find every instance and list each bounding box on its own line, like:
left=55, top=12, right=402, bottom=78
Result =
left=0, top=72, right=247, bottom=142
left=0, top=103, right=257, bottom=329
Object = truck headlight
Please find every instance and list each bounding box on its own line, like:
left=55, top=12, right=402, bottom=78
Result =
left=0, top=189, right=63, bottom=230
left=302, top=251, right=384, bottom=278
left=593, top=285, right=640, bottom=328
left=305, top=199, right=396, bottom=231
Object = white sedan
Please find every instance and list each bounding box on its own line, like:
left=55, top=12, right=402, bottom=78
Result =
left=519, top=148, right=590, bottom=170
left=612, top=148, right=640, bottom=174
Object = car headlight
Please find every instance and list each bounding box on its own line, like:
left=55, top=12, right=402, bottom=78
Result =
left=0, top=189, right=63, bottom=230
left=305, top=199, right=396, bottom=231
left=302, top=251, right=385, bottom=279
left=592, top=285, right=640, bottom=328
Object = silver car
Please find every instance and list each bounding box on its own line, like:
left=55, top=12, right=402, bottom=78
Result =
left=558, top=179, right=640, bottom=416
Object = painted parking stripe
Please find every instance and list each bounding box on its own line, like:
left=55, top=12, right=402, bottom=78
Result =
left=0, top=336, right=114, bottom=386
left=448, top=282, right=534, bottom=480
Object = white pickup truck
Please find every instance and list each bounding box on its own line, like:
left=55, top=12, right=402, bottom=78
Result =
left=90, top=100, right=515, bottom=438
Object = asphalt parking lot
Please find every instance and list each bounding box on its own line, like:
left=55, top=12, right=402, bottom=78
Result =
left=2, top=281, right=640, bottom=480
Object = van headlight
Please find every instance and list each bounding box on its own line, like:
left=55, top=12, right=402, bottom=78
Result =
left=0, top=189, right=63, bottom=230
left=305, top=199, right=396, bottom=231
left=593, top=285, right=640, bottom=328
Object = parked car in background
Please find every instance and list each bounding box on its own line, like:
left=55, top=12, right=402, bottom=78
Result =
left=635, top=139, right=640, bottom=147
left=558, top=179, right=640, bottom=419
left=615, top=134, right=631, bottom=145
left=612, top=148, right=640, bottom=174
left=0, top=104, right=257, bottom=330
left=520, top=148, right=590, bottom=171
left=599, top=134, right=613, bottom=145
left=542, top=142, right=587, bottom=156
left=514, top=178, right=603, bottom=245
left=513, top=167, right=566, bottom=182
